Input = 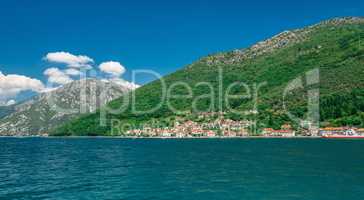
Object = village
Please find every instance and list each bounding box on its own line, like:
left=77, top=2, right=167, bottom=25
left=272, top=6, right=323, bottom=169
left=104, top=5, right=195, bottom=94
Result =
left=124, top=112, right=364, bottom=138
left=125, top=112, right=252, bottom=138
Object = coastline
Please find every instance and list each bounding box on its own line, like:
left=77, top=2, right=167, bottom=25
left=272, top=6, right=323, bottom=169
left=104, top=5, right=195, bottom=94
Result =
left=0, top=135, right=322, bottom=139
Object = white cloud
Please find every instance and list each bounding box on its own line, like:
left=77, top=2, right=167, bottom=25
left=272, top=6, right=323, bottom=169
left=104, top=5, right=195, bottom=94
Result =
left=0, top=54, right=141, bottom=106
left=0, top=71, right=45, bottom=102
left=98, top=61, right=139, bottom=90
left=65, top=68, right=81, bottom=76
left=108, top=78, right=140, bottom=90
left=99, top=61, right=126, bottom=77
left=44, top=67, right=73, bottom=85
left=41, top=87, right=60, bottom=93
left=6, top=99, right=16, bottom=106
left=44, top=52, right=94, bottom=68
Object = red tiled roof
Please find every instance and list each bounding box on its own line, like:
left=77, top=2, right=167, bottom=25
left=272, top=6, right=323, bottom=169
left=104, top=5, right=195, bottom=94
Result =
left=272, top=130, right=292, bottom=133
left=320, top=127, right=346, bottom=131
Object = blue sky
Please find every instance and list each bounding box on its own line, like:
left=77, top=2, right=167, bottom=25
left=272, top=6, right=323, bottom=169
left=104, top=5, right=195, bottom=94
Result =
left=0, top=0, right=363, bottom=86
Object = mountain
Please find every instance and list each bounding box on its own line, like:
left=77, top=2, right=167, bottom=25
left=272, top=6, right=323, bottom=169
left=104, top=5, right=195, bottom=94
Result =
left=0, top=105, right=15, bottom=119
left=0, top=79, right=133, bottom=136
left=54, top=17, right=364, bottom=136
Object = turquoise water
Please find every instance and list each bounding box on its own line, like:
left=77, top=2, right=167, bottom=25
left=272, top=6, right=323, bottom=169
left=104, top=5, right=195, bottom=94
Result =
left=0, top=138, right=364, bottom=200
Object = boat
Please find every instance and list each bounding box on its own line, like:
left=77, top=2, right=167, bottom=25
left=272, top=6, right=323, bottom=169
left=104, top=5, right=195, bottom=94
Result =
left=320, top=127, right=364, bottom=138
left=322, top=135, right=364, bottom=139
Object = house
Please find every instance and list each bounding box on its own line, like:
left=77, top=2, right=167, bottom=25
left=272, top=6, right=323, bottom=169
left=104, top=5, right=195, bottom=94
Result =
left=234, top=128, right=248, bottom=137
left=223, top=130, right=237, bottom=137
left=344, top=128, right=357, bottom=136
left=262, top=128, right=274, bottom=135
left=281, top=124, right=292, bottom=130
left=206, top=130, right=216, bottom=137
left=319, top=127, right=346, bottom=136
left=160, top=129, right=172, bottom=137
left=262, top=128, right=295, bottom=137
left=191, top=129, right=204, bottom=137
left=356, top=128, right=364, bottom=135
left=126, top=129, right=142, bottom=136
left=271, top=129, right=295, bottom=137
left=175, top=132, right=185, bottom=138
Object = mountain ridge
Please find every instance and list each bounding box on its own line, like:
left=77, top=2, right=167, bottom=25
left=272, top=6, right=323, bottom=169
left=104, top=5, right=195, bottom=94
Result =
left=52, top=17, right=364, bottom=135
left=199, top=17, right=364, bottom=66
left=0, top=79, right=132, bottom=136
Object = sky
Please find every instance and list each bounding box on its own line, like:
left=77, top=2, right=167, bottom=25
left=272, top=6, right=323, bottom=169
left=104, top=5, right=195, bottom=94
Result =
left=0, top=0, right=363, bottom=104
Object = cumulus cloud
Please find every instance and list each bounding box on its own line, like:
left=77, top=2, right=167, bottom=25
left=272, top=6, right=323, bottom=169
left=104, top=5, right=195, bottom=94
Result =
left=44, top=52, right=94, bottom=68
left=65, top=68, right=81, bottom=76
left=41, top=87, right=60, bottom=93
left=44, top=67, right=73, bottom=85
left=98, top=61, right=140, bottom=90
left=99, top=61, right=126, bottom=77
left=0, top=54, right=141, bottom=105
left=108, top=78, right=140, bottom=90
left=6, top=99, right=16, bottom=106
left=0, top=71, right=45, bottom=103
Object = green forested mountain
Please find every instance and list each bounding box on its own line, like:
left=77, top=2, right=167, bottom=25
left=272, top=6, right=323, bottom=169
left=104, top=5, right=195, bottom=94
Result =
left=54, top=17, right=364, bottom=136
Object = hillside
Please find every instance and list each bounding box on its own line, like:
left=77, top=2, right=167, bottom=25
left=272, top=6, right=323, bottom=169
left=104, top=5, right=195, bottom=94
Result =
left=0, top=79, right=132, bottom=136
left=0, top=105, right=15, bottom=119
left=54, top=17, right=364, bottom=136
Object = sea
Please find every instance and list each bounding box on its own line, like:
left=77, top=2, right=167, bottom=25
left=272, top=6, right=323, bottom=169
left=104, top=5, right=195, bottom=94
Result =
left=0, top=138, right=363, bottom=200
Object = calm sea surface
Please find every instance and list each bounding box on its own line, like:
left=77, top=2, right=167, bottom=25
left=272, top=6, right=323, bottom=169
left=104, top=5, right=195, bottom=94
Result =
left=0, top=138, right=364, bottom=200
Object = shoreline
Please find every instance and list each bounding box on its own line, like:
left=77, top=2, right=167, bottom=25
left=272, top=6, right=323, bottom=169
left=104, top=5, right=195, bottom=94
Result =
left=0, top=135, right=322, bottom=139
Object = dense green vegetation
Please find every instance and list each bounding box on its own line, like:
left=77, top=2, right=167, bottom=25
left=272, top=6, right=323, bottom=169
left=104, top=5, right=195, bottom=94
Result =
left=53, top=18, right=364, bottom=136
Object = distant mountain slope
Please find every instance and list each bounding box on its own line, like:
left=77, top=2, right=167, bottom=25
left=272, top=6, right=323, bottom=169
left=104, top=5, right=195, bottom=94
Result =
left=0, top=79, right=132, bottom=136
left=0, top=105, right=15, bottom=119
left=55, top=17, right=364, bottom=136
